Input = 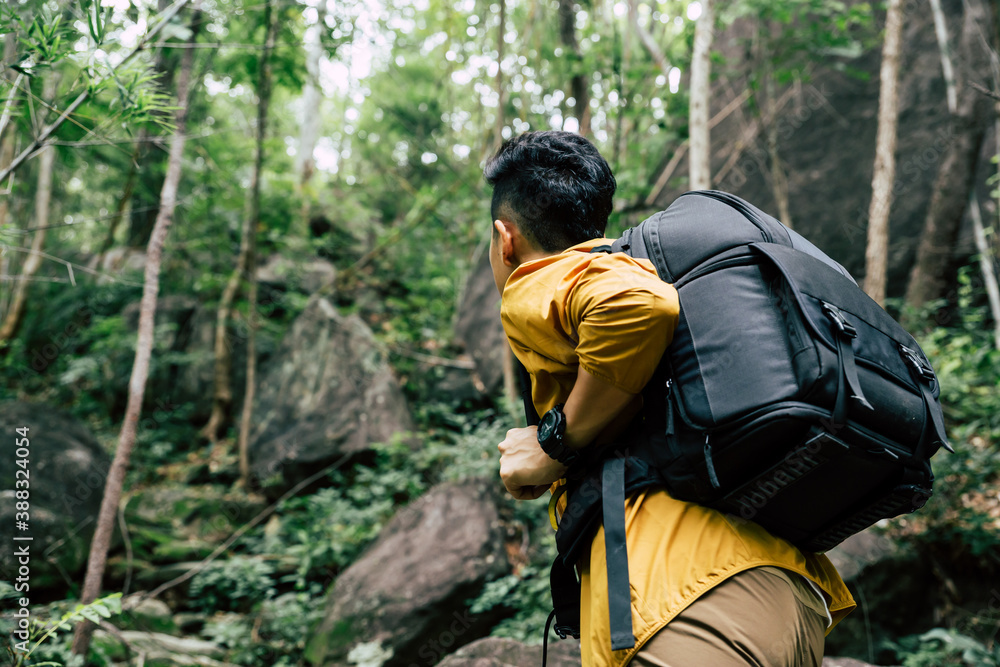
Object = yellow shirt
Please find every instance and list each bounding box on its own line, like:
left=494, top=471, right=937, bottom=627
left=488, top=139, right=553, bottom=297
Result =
left=500, top=238, right=856, bottom=667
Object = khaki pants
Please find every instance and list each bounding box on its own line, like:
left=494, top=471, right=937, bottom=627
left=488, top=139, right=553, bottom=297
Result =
left=630, top=567, right=828, bottom=667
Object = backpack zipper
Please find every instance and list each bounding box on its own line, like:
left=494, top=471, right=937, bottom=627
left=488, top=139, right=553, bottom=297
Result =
left=673, top=252, right=758, bottom=289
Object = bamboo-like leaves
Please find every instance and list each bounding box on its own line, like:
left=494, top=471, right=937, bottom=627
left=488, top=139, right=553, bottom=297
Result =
left=79, top=0, right=107, bottom=46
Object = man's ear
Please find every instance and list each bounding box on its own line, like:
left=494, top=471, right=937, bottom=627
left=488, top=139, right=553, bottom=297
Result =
left=493, top=219, right=517, bottom=267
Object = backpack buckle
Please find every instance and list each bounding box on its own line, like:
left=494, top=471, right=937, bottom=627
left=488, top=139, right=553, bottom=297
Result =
left=899, top=345, right=935, bottom=381
left=822, top=302, right=856, bottom=338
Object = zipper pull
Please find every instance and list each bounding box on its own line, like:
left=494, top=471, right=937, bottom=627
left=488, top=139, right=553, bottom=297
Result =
left=704, top=434, right=721, bottom=490
left=665, top=379, right=675, bottom=436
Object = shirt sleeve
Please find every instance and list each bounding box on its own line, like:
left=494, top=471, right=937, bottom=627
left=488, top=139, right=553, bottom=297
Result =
left=565, top=255, right=679, bottom=394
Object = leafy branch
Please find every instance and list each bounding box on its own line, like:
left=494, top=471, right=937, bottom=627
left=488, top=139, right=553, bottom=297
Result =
left=13, top=593, right=122, bottom=666
left=0, top=0, right=192, bottom=184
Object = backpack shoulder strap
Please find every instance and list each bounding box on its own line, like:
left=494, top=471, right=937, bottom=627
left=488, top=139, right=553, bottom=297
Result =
left=513, top=354, right=540, bottom=426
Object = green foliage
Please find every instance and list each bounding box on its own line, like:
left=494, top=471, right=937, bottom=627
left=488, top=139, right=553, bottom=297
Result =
left=0, top=593, right=122, bottom=667
left=884, top=286, right=1000, bottom=558
left=253, top=416, right=505, bottom=587
left=189, top=557, right=276, bottom=612
left=201, top=590, right=327, bottom=667
left=884, top=628, right=1000, bottom=667
left=722, top=0, right=875, bottom=80
left=468, top=552, right=555, bottom=643
left=917, top=270, right=1000, bottom=440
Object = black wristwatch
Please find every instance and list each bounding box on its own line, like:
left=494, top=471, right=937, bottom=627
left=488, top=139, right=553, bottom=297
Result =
left=537, top=404, right=581, bottom=471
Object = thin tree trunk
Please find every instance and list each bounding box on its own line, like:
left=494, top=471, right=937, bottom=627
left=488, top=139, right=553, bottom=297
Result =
left=558, top=0, right=590, bottom=136
left=0, top=33, right=19, bottom=316
left=905, top=0, right=993, bottom=312
left=929, top=0, right=1000, bottom=348
left=0, top=74, right=57, bottom=344
left=689, top=0, right=713, bottom=190
left=863, top=0, right=904, bottom=306
left=97, top=144, right=140, bottom=263
left=764, top=66, right=792, bottom=227
left=494, top=0, right=506, bottom=147
left=613, top=10, right=631, bottom=170
left=127, top=0, right=178, bottom=250
left=628, top=0, right=670, bottom=78
left=296, top=2, right=324, bottom=238
left=204, top=2, right=276, bottom=446
left=238, top=0, right=276, bottom=486
left=201, top=258, right=242, bottom=441
left=71, top=6, right=201, bottom=658
left=969, top=188, right=1000, bottom=349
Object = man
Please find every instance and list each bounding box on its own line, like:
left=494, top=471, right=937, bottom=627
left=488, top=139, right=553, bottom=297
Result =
left=485, top=130, right=855, bottom=667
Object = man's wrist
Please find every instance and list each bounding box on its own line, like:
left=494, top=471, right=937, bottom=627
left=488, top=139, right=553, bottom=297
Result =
left=537, top=405, right=584, bottom=473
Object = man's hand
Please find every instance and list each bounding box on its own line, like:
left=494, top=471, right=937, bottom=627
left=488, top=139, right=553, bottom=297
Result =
left=498, top=426, right=567, bottom=500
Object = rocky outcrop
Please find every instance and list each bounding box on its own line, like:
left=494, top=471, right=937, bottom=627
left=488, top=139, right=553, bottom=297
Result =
left=825, top=529, right=899, bottom=581
left=305, top=481, right=510, bottom=667
left=248, top=296, right=414, bottom=495
left=454, top=248, right=506, bottom=397
left=823, top=526, right=999, bottom=663
left=436, top=637, right=581, bottom=667
left=648, top=0, right=994, bottom=296
left=0, top=401, right=111, bottom=587
left=256, top=253, right=336, bottom=294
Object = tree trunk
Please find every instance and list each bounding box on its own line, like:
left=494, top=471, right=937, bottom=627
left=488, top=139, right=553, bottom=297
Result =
left=929, top=0, right=1000, bottom=348
left=905, top=0, right=993, bottom=312
left=70, top=7, right=201, bottom=657
left=494, top=0, right=506, bottom=147
left=97, top=145, right=140, bottom=263
left=689, top=0, right=713, bottom=190
left=628, top=0, right=670, bottom=78
left=969, top=188, right=1000, bottom=350
left=238, top=0, right=276, bottom=486
left=764, top=65, right=792, bottom=228
left=0, top=33, right=19, bottom=316
left=558, top=0, right=590, bottom=136
left=0, top=74, right=57, bottom=344
left=126, top=0, right=179, bottom=249
left=203, top=2, right=275, bottom=446
left=296, top=2, right=324, bottom=238
left=863, top=0, right=904, bottom=306
left=613, top=9, right=631, bottom=170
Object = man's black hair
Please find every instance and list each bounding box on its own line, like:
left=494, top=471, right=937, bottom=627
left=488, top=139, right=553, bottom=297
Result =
left=484, top=131, right=616, bottom=252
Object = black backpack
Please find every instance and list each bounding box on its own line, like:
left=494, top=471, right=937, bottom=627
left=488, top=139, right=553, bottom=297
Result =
left=529, top=190, right=951, bottom=652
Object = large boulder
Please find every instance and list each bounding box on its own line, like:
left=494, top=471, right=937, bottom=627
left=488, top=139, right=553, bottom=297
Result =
left=256, top=253, right=336, bottom=294
left=0, top=401, right=111, bottom=588
left=248, top=296, right=414, bottom=494
left=647, top=0, right=994, bottom=297
left=305, top=481, right=510, bottom=667
left=436, top=637, right=581, bottom=667
left=454, top=247, right=506, bottom=397
left=823, top=525, right=1000, bottom=663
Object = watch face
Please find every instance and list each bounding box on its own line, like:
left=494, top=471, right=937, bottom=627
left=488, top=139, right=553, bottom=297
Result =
left=538, top=411, right=558, bottom=443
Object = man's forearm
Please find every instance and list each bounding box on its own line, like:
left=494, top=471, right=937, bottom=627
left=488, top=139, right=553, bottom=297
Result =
left=562, top=364, right=639, bottom=450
